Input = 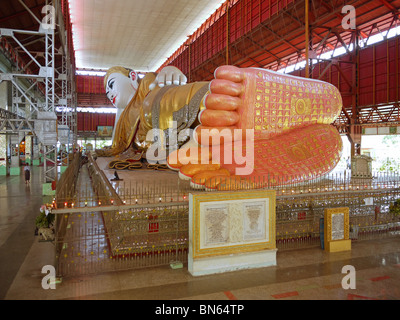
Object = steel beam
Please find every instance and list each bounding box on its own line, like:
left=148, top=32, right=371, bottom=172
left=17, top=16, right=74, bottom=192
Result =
left=0, top=0, right=77, bottom=183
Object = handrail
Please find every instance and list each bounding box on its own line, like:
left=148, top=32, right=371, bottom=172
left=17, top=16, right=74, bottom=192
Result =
left=55, top=151, right=81, bottom=208
left=86, top=152, right=124, bottom=205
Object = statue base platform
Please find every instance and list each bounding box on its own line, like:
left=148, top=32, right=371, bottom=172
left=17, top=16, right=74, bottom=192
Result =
left=95, top=156, right=188, bottom=203
left=189, top=249, right=277, bottom=276
left=325, top=239, right=351, bottom=253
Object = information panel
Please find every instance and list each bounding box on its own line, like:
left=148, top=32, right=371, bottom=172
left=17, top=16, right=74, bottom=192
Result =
left=324, top=207, right=351, bottom=253
left=190, top=190, right=276, bottom=260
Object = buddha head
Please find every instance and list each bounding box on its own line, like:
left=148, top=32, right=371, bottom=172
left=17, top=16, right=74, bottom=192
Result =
left=104, top=66, right=139, bottom=109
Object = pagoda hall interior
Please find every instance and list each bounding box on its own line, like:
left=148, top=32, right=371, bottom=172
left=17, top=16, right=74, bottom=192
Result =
left=0, top=0, right=400, bottom=303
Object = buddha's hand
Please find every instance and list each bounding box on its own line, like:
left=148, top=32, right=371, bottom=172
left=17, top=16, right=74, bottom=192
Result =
left=149, top=66, right=188, bottom=90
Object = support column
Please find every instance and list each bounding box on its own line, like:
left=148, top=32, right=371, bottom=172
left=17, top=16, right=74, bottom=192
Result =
left=25, top=134, right=32, bottom=165
left=32, top=135, right=40, bottom=165
left=9, top=134, right=20, bottom=175
left=35, top=111, right=58, bottom=186
left=5, top=134, right=11, bottom=175
left=0, top=134, right=6, bottom=175
left=226, top=0, right=230, bottom=65
left=349, top=31, right=361, bottom=157
left=0, top=81, right=8, bottom=175
left=305, top=0, right=310, bottom=78
left=348, top=124, right=362, bottom=157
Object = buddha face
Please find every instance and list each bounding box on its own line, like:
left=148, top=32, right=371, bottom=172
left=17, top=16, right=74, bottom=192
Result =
left=105, top=70, right=139, bottom=109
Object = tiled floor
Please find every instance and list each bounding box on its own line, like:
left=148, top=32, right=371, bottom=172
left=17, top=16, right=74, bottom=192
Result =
left=1, top=166, right=399, bottom=300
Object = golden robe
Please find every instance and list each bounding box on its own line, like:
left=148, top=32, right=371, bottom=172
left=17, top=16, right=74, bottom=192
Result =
left=109, top=73, right=208, bottom=156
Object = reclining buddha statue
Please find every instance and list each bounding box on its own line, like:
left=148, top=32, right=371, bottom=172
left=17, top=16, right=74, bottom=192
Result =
left=100, top=64, right=343, bottom=190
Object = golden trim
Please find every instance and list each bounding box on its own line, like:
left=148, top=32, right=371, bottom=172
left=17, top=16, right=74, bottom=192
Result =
left=190, top=190, right=276, bottom=258
left=324, top=207, right=350, bottom=251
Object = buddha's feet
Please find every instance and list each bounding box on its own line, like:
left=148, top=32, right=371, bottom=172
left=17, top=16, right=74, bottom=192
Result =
left=195, top=65, right=342, bottom=145
left=168, top=123, right=342, bottom=190
left=167, top=65, right=343, bottom=190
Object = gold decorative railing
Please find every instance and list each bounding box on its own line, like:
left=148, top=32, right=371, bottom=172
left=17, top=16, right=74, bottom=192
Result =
left=52, top=156, right=400, bottom=277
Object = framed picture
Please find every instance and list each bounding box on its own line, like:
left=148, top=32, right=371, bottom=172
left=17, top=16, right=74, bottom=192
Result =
left=97, top=126, right=113, bottom=137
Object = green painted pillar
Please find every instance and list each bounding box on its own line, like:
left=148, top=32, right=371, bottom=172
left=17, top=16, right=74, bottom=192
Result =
left=42, top=183, right=56, bottom=196
left=10, top=167, right=21, bottom=175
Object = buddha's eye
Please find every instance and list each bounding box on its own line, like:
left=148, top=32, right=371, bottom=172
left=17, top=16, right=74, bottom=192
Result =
left=108, top=79, right=115, bottom=90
